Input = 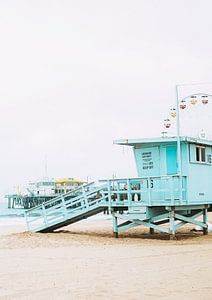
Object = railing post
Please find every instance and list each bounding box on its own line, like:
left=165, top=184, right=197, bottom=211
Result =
left=117, top=182, right=121, bottom=202
left=127, top=179, right=131, bottom=207
left=177, top=175, right=183, bottom=204
left=170, top=176, right=174, bottom=205
left=99, top=187, right=105, bottom=203
left=61, top=195, right=68, bottom=218
left=107, top=180, right=112, bottom=213
left=139, top=179, right=142, bottom=202
left=42, top=204, right=48, bottom=226
left=185, top=177, right=188, bottom=205
left=147, top=178, right=151, bottom=206
left=82, top=186, right=89, bottom=210
left=24, top=211, right=30, bottom=231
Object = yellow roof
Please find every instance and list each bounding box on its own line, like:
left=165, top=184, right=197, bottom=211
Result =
left=55, top=178, right=86, bottom=184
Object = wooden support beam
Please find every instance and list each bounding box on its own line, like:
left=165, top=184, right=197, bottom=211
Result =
left=118, top=220, right=132, bottom=228
left=150, top=213, right=169, bottom=223
left=154, top=219, right=169, bottom=226
left=175, top=213, right=207, bottom=228
left=112, top=213, right=118, bottom=238
left=174, top=221, right=187, bottom=230
left=134, top=219, right=169, bottom=233
left=203, top=207, right=208, bottom=235
left=169, top=207, right=176, bottom=240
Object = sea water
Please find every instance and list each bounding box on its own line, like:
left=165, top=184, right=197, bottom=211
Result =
left=0, top=200, right=25, bottom=218
left=0, top=200, right=26, bottom=229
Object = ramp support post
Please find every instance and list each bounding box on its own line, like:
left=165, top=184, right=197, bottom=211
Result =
left=169, top=207, right=176, bottom=240
left=149, top=228, right=154, bottom=235
left=112, top=212, right=118, bottom=238
left=203, top=206, right=208, bottom=235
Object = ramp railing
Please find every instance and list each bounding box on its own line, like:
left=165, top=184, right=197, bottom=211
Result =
left=25, top=175, right=188, bottom=232
left=25, top=182, right=108, bottom=232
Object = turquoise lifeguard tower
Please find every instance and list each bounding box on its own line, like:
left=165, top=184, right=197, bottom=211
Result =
left=110, top=136, right=212, bottom=238
left=24, top=91, right=212, bottom=239
left=25, top=135, right=212, bottom=239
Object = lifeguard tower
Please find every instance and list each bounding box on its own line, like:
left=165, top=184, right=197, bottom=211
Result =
left=25, top=135, right=212, bottom=239
left=25, top=90, right=212, bottom=239
left=109, top=136, right=212, bottom=238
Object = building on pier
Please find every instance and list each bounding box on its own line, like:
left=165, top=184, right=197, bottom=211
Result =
left=54, top=178, right=86, bottom=194
left=6, top=178, right=86, bottom=209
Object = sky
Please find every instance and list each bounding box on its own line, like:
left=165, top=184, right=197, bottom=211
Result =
left=1, top=0, right=212, bottom=196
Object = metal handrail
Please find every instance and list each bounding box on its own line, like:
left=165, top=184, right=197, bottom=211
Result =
left=99, top=174, right=186, bottom=182
left=25, top=183, right=108, bottom=230
left=100, top=175, right=187, bottom=204
left=25, top=182, right=95, bottom=213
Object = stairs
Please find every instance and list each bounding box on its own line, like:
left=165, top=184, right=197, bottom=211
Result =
left=25, top=182, right=108, bottom=232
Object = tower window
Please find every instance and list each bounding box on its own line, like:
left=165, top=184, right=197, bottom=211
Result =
left=196, top=146, right=206, bottom=162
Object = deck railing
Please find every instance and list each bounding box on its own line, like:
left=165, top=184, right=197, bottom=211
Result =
left=100, top=175, right=187, bottom=206
left=25, top=175, right=187, bottom=232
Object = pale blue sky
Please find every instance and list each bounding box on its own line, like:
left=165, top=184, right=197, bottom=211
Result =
left=1, top=0, right=212, bottom=196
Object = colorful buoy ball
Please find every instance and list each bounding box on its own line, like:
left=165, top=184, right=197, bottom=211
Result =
left=202, top=95, right=209, bottom=105
left=180, top=100, right=186, bottom=109
left=164, top=118, right=171, bottom=128
left=170, top=108, right=176, bottom=118
left=190, top=95, right=197, bottom=105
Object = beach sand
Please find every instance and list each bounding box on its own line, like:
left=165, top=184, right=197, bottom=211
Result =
left=0, top=215, right=212, bottom=299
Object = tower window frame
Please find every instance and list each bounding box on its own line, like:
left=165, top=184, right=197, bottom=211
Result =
left=196, top=145, right=206, bottom=163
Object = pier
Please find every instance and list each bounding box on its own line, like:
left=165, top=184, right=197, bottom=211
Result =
left=6, top=194, right=55, bottom=209
left=6, top=178, right=86, bottom=209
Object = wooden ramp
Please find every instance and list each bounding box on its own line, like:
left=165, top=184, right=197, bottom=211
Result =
left=25, top=182, right=108, bottom=232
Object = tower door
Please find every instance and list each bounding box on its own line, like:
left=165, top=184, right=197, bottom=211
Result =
left=166, top=146, right=177, bottom=175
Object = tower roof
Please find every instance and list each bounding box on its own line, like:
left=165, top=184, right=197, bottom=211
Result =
left=113, top=136, right=212, bottom=147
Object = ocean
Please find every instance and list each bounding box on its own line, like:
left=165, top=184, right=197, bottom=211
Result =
left=0, top=200, right=25, bottom=218
left=0, top=200, right=26, bottom=229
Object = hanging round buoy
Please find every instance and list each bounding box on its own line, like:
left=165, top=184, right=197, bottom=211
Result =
left=164, top=118, right=171, bottom=128
left=180, top=100, right=186, bottom=109
left=170, top=108, right=176, bottom=118
left=190, top=95, right=197, bottom=105
left=201, top=95, right=209, bottom=105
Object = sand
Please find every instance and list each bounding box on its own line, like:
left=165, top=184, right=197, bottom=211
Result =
left=0, top=215, right=212, bottom=300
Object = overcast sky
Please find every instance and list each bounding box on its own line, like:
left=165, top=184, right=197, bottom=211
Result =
left=1, top=0, right=212, bottom=196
